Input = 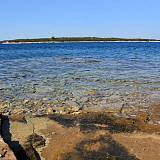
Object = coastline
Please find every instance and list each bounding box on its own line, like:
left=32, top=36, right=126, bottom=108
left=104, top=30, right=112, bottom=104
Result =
left=0, top=102, right=160, bottom=160
left=1, top=41, right=160, bottom=44
left=1, top=37, right=160, bottom=44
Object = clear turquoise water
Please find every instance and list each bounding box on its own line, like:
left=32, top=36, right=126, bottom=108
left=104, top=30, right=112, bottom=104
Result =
left=0, top=42, right=160, bottom=109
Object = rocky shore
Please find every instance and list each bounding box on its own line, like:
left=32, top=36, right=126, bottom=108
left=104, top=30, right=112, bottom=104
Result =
left=0, top=99, right=160, bottom=160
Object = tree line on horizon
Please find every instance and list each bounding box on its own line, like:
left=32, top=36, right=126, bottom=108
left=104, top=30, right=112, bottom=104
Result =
left=0, top=37, right=159, bottom=43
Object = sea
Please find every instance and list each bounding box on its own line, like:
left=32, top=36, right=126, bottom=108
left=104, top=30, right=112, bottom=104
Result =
left=0, top=42, right=160, bottom=109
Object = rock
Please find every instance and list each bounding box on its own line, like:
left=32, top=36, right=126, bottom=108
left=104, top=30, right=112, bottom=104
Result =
left=42, top=98, right=49, bottom=101
left=65, top=101, right=82, bottom=114
left=0, top=138, right=17, bottom=160
left=0, top=101, right=8, bottom=113
left=100, top=99, right=107, bottom=105
left=26, top=133, right=46, bottom=149
left=0, top=113, right=2, bottom=134
left=147, top=120, right=154, bottom=125
left=3, top=112, right=10, bottom=116
left=87, top=90, right=97, bottom=96
left=80, top=97, right=89, bottom=103
left=9, top=113, right=26, bottom=123
left=47, top=101, right=83, bottom=115
left=136, top=112, right=149, bottom=124
left=23, top=143, right=40, bottom=160
left=34, top=108, right=46, bottom=116
left=46, top=107, right=54, bottom=114
left=70, top=98, right=77, bottom=102
left=52, top=106, right=65, bottom=114
left=65, top=101, right=79, bottom=108
left=23, top=99, right=30, bottom=104
left=119, top=105, right=136, bottom=115
left=70, top=106, right=80, bottom=112
left=59, top=110, right=66, bottom=115
left=11, top=108, right=26, bottom=115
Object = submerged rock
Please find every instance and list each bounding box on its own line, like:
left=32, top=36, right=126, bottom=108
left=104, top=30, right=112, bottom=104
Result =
left=46, top=101, right=83, bottom=115
left=65, top=101, right=83, bottom=114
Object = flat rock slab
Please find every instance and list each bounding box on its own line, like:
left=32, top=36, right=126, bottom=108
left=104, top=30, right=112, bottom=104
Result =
left=0, top=138, right=16, bottom=160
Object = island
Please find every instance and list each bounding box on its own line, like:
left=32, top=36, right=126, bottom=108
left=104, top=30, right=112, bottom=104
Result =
left=1, top=37, right=160, bottom=44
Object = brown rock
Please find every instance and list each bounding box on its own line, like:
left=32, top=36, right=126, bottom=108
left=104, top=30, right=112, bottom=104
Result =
left=0, top=138, right=17, bottom=160
left=46, top=107, right=53, bottom=114
left=9, top=113, right=26, bottom=123
left=23, top=143, right=40, bottom=160
left=26, top=133, right=46, bottom=149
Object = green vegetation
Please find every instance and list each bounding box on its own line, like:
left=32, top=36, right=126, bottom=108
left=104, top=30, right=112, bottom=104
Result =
left=1, top=37, right=160, bottom=43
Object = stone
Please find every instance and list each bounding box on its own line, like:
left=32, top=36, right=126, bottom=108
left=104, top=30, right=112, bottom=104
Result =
left=87, top=90, right=97, bottom=96
left=147, top=120, right=154, bottom=125
left=46, top=107, right=53, bottom=114
left=80, top=97, right=89, bottom=103
left=65, top=101, right=82, bottom=113
left=23, top=143, right=40, bottom=160
left=54, top=106, right=66, bottom=114
left=26, top=133, right=46, bottom=149
left=59, top=110, right=66, bottom=114
left=11, top=108, right=26, bottom=115
left=23, top=99, right=30, bottom=104
left=100, top=99, right=107, bottom=105
left=0, top=101, right=8, bottom=113
left=71, top=106, right=80, bottom=112
left=0, top=138, right=17, bottom=160
left=9, top=113, right=26, bottom=123
left=0, top=113, right=2, bottom=134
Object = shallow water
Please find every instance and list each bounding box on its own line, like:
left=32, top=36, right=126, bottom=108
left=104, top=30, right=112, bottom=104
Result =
left=0, top=42, right=160, bottom=109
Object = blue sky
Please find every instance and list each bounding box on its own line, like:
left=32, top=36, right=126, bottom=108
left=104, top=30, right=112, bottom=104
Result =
left=0, top=0, right=160, bottom=40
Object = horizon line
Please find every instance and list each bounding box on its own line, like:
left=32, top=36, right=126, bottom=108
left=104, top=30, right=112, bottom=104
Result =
left=1, top=36, right=160, bottom=42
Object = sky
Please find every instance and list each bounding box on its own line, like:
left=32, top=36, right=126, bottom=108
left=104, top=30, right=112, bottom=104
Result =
left=0, top=0, right=160, bottom=40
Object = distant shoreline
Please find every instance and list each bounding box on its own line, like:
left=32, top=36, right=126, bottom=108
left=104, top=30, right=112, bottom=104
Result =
left=1, top=41, right=160, bottom=44
left=1, top=37, right=160, bottom=44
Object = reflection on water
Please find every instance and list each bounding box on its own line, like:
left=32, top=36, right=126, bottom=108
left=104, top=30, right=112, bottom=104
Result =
left=0, top=42, right=160, bottom=109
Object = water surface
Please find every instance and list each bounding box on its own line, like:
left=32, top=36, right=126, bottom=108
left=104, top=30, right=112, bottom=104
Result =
left=0, top=42, right=160, bottom=109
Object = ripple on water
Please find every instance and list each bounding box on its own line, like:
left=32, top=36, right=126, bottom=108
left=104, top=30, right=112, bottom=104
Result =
left=0, top=42, right=159, bottom=109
